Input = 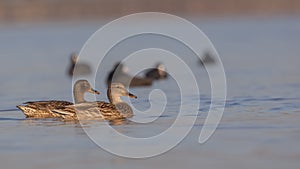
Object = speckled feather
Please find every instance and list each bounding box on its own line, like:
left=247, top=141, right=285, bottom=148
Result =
left=52, top=102, right=128, bottom=120
left=17, top=100, right=73, bottom=118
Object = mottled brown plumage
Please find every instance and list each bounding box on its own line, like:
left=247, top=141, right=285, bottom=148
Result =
left=53, top=102, right=126, bottom=120
left=17, top=101, right=73, bottom=118
left=52, top=83, right=137, bottom=121
left=16, top=80, right=99, bottom=118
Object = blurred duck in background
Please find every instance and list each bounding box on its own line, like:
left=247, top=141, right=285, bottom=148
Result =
left=106, top=62, right=152, bottom=87
left=199, top=51, right=217, bottom=66
left=145, top=63, right=168, bottom=80
left=68, top=52, right=92, bottom=77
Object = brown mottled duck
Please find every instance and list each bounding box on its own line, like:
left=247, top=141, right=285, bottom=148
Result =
left=53, top=83, right=137, bottom=121
left=16, top=80, right=99, bottom=118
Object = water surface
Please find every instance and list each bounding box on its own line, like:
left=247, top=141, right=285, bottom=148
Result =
left=0, top=17, right=300, bottom=169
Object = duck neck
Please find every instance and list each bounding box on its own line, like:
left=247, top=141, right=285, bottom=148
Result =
left=74, top=88, right=85, bottom=104
left=158, top=69, right=163, bottom=76
left=107, top=88, right=122, bottom=105
left=157, top=66, right=166, bottom=77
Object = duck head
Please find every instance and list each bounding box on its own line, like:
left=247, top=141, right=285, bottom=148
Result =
left=108, top=83, right=137, bottom=104
left=73, top=80, right=100, bottom=103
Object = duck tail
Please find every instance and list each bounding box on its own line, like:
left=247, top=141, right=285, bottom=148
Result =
left=16, top=105, right=25, bottom=112
left=16, top=105, right=34, bottom=117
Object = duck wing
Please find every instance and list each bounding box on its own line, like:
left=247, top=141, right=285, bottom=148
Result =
left=130, top=75, right=152, bottom=86
left=24, top=100, right=73, bottom=109
left=17, top=100, right=73, bottom=118
left=145, top=69, right=159, bottom=79
left=96, top=102, right=125, bottom=120
left=115, top=102, right=134, bottom=118
left=53, top=102, right=125, bottom=120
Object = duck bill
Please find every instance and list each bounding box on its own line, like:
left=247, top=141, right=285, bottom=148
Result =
left=88, top=88, right=100, bottom=95
left=128, top=92, right=137, bottom=99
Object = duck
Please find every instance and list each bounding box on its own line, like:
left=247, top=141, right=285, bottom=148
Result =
left=106, top=62, right=152, bottom=87
left=145, top=63, right=168, bottom=80
left=16, top=80, right=99, bottom=118
left=68, top=52, right=92, bottom=77
left=199, top=51, right=216, bottom=66
left=52, top=83, right=137, bottom=121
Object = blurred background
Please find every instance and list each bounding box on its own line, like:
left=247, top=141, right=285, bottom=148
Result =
left=0, top=0, right=300, bottom=22
left=1, top=1, right=300, bottom=169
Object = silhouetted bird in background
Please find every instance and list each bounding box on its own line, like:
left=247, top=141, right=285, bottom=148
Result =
left=68, top=53, right=92, bottom=77
left=145, top=63, right=168, bottom=80
left=199, top=51, right=216, bottom=66
left=106, top=62, right=152, bottom=87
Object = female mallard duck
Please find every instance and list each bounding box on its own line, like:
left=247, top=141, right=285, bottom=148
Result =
left=145, top=63, right=168, bottom=80
left=106, top=62, right=152, bottom=87
left=16, top=80, right=99, bottom=118
left=68, top=53, right=92, bottom=77
left=52, top=83, right=137, bottom=120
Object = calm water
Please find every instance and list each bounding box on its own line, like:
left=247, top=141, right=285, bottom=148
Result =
left=0, top=17, right=300, bottom=169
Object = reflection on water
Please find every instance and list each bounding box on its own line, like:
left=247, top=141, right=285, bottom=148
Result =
left=0, top=17, right=300, bottom=169
left=109, top=119, right=130, bottom=126
left=0, top=117, right=23, bottom=121
left=21, top=118, right=80, bottom=127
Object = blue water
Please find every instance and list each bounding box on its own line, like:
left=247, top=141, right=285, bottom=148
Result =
left=0, top=17, right=300, bottom=169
